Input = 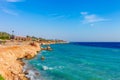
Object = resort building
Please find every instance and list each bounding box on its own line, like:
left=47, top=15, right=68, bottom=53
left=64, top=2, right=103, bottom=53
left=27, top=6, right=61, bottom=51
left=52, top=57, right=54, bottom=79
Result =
left=11, top=36, right=32, bottom=41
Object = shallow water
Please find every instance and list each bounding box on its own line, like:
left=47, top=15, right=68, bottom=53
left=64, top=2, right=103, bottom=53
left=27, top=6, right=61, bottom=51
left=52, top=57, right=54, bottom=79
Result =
left=27, top=43, right=120, bottom=80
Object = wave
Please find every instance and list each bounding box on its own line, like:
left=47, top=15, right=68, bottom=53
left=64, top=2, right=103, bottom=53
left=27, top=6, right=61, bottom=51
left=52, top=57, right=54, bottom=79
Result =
left=25, top=70, right=41, bottom=80
left=23, top=61, right=41, bottom=80
left=42, top=65, right=64, bottom=71
left=42, top=65, right=53, bottom=71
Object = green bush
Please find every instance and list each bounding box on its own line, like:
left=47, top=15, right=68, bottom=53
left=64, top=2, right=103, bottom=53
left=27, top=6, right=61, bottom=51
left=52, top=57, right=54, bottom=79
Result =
left=0, top=32, right=11, bottom=40
left=0, top=75, right=4, bottom=80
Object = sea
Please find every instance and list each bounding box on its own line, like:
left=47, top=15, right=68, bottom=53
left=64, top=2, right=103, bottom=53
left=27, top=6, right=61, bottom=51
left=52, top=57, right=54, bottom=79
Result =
left=24, top=42, right=120, bottom=80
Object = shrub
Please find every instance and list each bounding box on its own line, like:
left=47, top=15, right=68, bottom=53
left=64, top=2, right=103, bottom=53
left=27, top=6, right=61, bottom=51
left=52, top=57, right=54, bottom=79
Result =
left=0, top=75, right=4, bottom=80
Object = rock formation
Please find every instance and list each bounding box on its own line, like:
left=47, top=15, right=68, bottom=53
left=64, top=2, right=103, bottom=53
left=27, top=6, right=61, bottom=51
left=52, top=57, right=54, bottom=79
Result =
left=0, top=42, right=41, bottom=80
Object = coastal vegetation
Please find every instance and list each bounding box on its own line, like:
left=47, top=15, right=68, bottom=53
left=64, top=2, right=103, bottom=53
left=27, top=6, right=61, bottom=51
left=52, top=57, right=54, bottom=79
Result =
left=0, top=32, right=66, bottom=45
left=0, top=32, right=11, bottom=40
left=0, top=75, right=4, bottom=80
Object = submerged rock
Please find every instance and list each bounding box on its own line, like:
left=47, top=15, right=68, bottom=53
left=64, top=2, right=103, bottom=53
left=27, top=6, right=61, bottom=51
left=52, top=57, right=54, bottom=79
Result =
left=46, top=46, right=52, bottom=51
left=41, top=56, right=45, bottom=61
left=41, top=45, right=52, bottom=51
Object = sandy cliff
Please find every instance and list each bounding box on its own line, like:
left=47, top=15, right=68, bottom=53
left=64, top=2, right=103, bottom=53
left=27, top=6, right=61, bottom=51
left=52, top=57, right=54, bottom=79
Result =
left=0, top=42, right=41, bottom=80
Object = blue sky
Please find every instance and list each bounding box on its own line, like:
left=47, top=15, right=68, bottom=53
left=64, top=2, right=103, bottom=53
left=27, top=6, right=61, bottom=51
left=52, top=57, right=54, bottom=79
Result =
left=0, top=0, right=120, bottom=41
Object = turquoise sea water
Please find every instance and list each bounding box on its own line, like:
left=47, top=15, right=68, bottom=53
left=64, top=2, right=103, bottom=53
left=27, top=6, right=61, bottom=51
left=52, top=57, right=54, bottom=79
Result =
left=26, top=43, right=120, bottom=80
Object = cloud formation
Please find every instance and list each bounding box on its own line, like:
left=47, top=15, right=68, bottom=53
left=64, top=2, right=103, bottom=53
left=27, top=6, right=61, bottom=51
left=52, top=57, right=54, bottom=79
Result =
left=80, top=12, right=108, bottom=26
left=1, top=8, right=18, bottom=16
left=49, top=13, right=66, bottom=20
left=0, top=0, right=21, bottom=16
left=6, top=0, right=21, bottom=2
left=80, top=12, right=88, bottom=15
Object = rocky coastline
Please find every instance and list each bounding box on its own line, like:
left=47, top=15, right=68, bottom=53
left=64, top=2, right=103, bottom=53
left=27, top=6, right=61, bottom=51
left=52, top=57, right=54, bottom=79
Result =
left=0, top=41, right=41, bottom=80
left=0, top=39, right=67, bottom=80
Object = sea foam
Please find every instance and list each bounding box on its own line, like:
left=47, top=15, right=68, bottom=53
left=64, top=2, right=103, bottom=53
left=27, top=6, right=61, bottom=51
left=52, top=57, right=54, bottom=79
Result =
left=42, top=65, right=53, bottom=70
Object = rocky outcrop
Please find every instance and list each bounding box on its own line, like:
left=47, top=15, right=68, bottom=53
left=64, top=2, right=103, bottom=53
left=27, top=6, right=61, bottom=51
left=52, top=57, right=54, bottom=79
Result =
left=0, top=42, right=41, bottom=80
left=41, top=46, right=52, bottom=51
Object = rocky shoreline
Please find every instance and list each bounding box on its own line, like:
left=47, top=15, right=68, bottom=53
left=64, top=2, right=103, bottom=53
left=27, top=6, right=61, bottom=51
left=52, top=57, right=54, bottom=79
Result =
left=0, top=42, right=41, bottom=80
left=0, top=39, right=68, bottom=80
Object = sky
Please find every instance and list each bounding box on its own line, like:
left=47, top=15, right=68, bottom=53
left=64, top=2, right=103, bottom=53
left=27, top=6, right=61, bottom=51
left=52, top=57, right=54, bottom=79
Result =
left=0, top=0, right=120, bottom=42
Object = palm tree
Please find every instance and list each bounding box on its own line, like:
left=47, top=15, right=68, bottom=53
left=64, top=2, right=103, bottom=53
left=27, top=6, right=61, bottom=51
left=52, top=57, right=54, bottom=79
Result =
left=12, top=30, right=14, bottom=36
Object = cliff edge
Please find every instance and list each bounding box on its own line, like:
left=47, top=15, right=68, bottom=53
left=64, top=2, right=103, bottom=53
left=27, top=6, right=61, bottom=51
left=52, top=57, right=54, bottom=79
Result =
left=0, top=42, right=41, bottom=80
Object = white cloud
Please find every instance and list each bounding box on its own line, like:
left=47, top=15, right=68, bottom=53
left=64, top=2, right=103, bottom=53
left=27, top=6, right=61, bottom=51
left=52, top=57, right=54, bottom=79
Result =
left=83, top=14, right=107, bottom=23
left=49, top=13, right=67, bottom=20
left=80, top=12, right=88, bottom=15
left=2, top=8, right=18, bottom=16
left=90, top=24, right=94, bottom=27
left=0, top=0, right=20, bottom=16
left=6, top=0, right=22, bottom=2
left=80, top=12, right=109, bottom=25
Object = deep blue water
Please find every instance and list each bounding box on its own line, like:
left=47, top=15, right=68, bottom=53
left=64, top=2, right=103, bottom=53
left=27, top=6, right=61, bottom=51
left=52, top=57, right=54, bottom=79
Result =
left=71, top=42, right=120, bottom=49
left=27, top=42, right=120, bottom=80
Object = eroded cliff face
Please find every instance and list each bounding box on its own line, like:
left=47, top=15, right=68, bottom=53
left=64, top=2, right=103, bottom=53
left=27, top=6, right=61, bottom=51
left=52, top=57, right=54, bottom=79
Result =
left=0, top=42, right=41, bottom=80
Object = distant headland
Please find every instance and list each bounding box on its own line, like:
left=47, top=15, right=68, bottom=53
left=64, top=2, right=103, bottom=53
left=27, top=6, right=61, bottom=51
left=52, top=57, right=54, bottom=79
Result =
left=0, top=32, right=67, bottom=44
